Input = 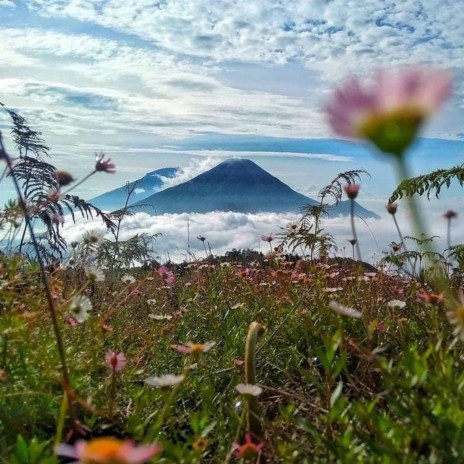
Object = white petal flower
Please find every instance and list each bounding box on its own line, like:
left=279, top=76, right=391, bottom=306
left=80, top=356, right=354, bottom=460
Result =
left=387, top=299, right=406, bottom=309
left=329, top=301, right=362, bottom=319
left=121, top=274, right=136, bottom=284
left=82, top=230, right=104, bottom=245
left=235, top=384, right=263, bottom=397
left=145, top=374, right=185, bottom=387
left=148, top=314, right=172, bottom=321
left=69, top=295, right=92, bottom=323
left=85, top=267, right=105, bottom=282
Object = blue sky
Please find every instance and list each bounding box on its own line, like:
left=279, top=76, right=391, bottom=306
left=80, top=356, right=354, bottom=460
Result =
left=1, top=0, right=464, bottom=260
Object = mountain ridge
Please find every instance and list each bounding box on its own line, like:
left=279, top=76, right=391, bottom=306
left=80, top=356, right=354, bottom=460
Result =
left=130, top=159, right=379, bottom=218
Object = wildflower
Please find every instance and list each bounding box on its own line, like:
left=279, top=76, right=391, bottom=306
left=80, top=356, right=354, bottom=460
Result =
left=148, top=313, right=172, bottom=321
left=390, top=241, right=402, bottom=252
left=146, top=299, right=157, bottom=305
left=235, top=384, right=263, bottom=397
left=447, top=306, right=464, bottom=340
left=443, top=210, right=458, bottom=220
left=387, top=299, right=406, bottom=309
left=121, top=274, right=136, bottom=285
left=158, top=266, right=175, bottom=286
left=348, top=238, right=357, bottom=246
left=325, top=67, right=452, bottom=157
left=261, top=234, right=273, bottom=243
left=329, top=301, right=362, bottom=319
left=192, top=437, right=209, bottom=453
left=105, top=350, right=126, bottom=373
left=343, top=183, right=360, bottom=200
left=55, top=437, right=162, bottom=463
left=69, top=295, right=92, bottom=323
left=197, top=235, right=206, bottom=242
left=55, top=170, right=75, bottom=187
left=145, top=374, right=185, bottom=387
left=171, top=341, right=216, bottom=355
left=386, top=203, right=398, bottom=215
left=416, top=288, right=444, bottom=305
left=323, top=287, right=343, bottom=293
left=85, top=266, right=105, bottom=282
left=95, top=153, right=116, bottom=173
left=233, top=433, right=264, bottom=460
left=82, top=230, right=104, bottom=245
left=64, top=315, right=78, bottom=327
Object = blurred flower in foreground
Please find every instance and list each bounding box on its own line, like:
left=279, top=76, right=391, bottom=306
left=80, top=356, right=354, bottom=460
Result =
left=171, top=341, right=216, bottom=355
left=105, top=350, right=126, bottom=373
left=325, top=67, right=452, bottom=157
left=447, top=306, right=464, bottom=340
left=235, top=383, right=263, bottom=397
left=69, top=295, right=92, bottom=323
left=145, top=373, right=185, bottom=387
left=329, top=301, right=362, bottom=319
left=56, top=437, right=162, bottom=463
left=233, top=433, right=264, bottom=460
left=85, top=266, right=105, bottom=282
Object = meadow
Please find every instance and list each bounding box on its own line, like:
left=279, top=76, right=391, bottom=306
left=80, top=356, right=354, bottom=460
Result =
left=1, top=67, right=464, bottom=463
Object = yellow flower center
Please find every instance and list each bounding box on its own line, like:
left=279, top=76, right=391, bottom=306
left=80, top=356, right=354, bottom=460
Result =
left=82, top=438, right=125, bottom=463
left=190, top=343, right=205, bottom=353
left=357, top=106, right=425, bottom=157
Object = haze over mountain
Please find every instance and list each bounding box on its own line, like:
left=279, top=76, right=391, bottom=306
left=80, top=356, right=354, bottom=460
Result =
left=89, top=167, right=180, bottom=211
left=128, top=159, right=379, bottom=218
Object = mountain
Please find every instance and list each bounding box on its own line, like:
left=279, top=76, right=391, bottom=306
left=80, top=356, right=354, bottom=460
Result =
left=89, top=167, right=180, bottom=211
left=131, top=159, right=379, bottom=218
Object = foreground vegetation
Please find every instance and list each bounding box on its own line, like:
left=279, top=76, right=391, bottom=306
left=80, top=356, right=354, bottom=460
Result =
left=2, top=254, right=464, bottom=463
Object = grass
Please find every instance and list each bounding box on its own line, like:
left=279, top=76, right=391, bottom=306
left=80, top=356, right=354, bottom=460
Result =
left=1, top=253, right=464, bottom=463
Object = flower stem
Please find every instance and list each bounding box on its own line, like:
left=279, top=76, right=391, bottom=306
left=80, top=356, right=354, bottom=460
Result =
left=349, top=199, right=362, bottom=262
left=395, top=159, right=430, bottom=245
left=245, top=321, right=265, bottom=443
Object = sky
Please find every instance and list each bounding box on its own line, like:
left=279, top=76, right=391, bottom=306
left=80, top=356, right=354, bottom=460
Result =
left=1, top=0, right=464, bottom=262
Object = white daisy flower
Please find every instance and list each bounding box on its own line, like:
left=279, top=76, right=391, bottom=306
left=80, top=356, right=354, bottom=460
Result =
left=82, top=230, right=104, bottom=245
left=85, top=267, right=105, bottom=282
left=145, top=374, right=185, bottom=387
left=387, top=299, right=406, bottom=309
left=329, top=301, right=362, bottom=319
left=235, top=384, right=263, bottom=397
left=121, top=274, right=136, bottom=284
left=69, top=295, right=92, bottom=323
left=148, top=314, right=172, bottom=321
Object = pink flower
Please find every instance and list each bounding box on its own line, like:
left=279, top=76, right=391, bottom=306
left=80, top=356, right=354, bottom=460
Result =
left=55, top=437, right=162, bottom=463
left=386, top=203, right=398, bottom=215
left=105, top=350, right=126, bottom=373
left=443, top=210, right=458, bottom=220
left=325, top=67, right=452, bottom=156
left=158, top=266, right=175, bottom=286
left=261, top=234, right=273, bottom=243
left=171, top=341, right=216, bottom=355
left=343, top=183, right=360, bottom=200
left=233, top=433, right=264, bottom=460
left=95, top=153, right=116, bottom=173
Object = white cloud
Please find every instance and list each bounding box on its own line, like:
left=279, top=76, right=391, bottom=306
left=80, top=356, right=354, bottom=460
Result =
left=60, top=201, right=464, bottom=265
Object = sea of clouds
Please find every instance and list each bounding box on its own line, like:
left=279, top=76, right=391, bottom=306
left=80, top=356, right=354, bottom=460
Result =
left=60, top=206, right=461, bottom=266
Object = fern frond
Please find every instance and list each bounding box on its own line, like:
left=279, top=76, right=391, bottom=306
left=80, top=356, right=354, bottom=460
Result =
left=389, top=164, right=464, bottom=203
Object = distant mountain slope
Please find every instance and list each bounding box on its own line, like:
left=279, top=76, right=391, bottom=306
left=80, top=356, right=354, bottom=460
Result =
left=89, top=167, right=180, bottom=211
left=132, top=159, right=379, bottom=218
